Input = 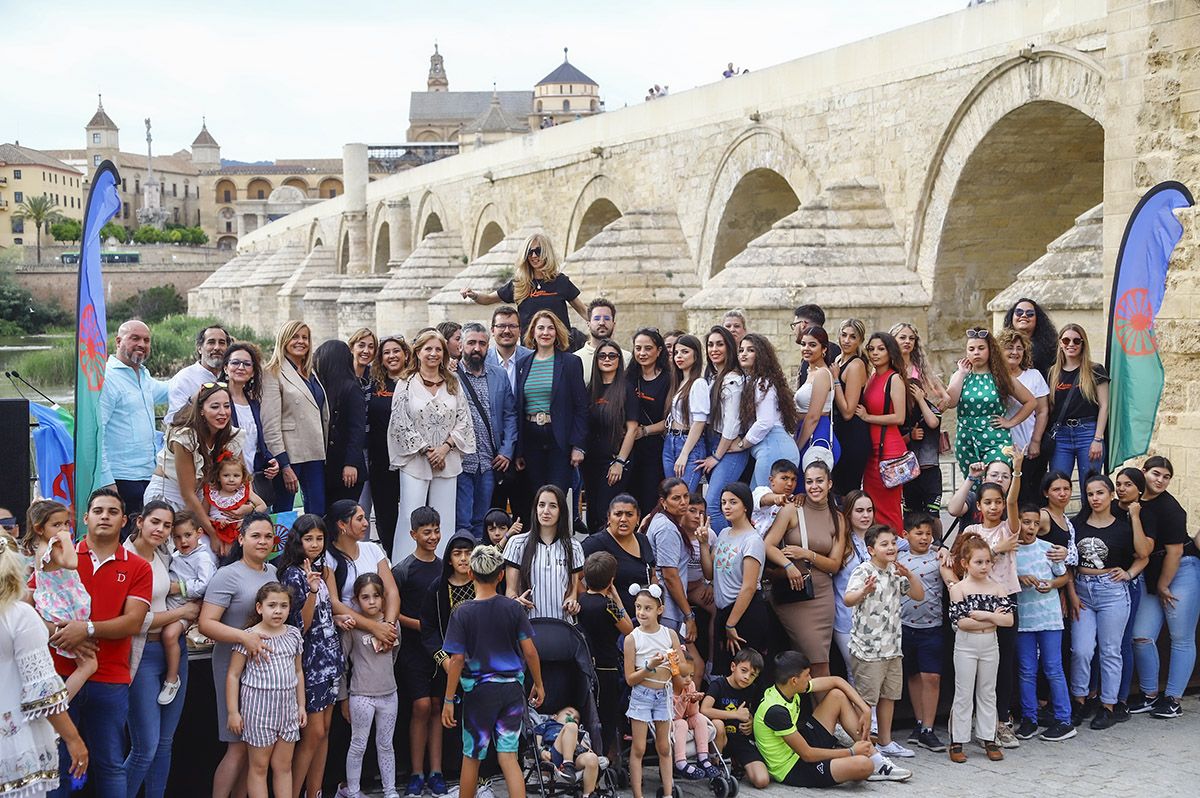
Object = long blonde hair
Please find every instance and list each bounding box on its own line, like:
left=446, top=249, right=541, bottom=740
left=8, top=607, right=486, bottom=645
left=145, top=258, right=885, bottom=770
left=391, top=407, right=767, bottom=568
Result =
left=1048, top=323, right=1099, bottom=406
left=512, top=233, right=560, bottom=303
left=402, top=329, right=459, bottom=395
left=265, top=320, right=314, bottom=378
left=889, top=322, right=933, bottom=381
left=0, top=533, right=26, bottom=611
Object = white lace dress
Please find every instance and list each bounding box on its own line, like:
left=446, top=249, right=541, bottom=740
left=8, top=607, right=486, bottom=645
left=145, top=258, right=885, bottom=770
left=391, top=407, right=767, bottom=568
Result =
left=0, top=601, right=70, bottom=797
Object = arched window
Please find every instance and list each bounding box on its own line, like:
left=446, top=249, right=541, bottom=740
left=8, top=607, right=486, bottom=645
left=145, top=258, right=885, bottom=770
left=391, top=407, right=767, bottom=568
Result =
left=563, top=99, right=570, bottom=112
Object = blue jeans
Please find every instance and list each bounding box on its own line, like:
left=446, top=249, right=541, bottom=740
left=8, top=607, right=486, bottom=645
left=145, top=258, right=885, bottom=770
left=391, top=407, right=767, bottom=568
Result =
left=661, top=432, right=709, bottom=492
left=456, top=468, right=496, bottom=538
left=707, top=449, right=750, bottom=534
left=1049, top=419, right=1103, bottom=487
left=49, top=681, right=129, bottom=798
left=1120, top=576, right=1141, bottom=702
left=1070, top=575, right=1130, bottom=705
left=125, top=639, right=189, bottom=798
left=750, top=426, right=799, bottom=489
left=1132, top=555, right=1200, bottom=698
left=1017, top=629, right=1071, bottom=724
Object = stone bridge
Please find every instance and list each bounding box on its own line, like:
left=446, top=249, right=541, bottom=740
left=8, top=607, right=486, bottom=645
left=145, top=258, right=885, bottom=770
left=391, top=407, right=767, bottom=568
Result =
left=190, top=0, right=1200, bottom=510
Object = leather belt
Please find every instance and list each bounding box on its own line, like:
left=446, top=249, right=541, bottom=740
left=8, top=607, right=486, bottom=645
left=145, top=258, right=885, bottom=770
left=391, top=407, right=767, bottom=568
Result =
left=526, top=412, right=552, bottom=426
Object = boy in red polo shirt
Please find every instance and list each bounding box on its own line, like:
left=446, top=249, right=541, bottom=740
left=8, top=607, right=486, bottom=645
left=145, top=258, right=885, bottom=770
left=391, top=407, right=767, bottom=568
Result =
left=46, top=488, right=153, bottom=798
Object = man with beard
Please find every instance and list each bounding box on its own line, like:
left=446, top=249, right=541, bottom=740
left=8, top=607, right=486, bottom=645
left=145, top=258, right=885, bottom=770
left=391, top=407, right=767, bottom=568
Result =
left=576, top=298, right=627, bottom=386
left=456, top=322, right=518, bottom=538
left=98, top=320, right=168, bottom=532
left=163, top=324, right=230, bottom=424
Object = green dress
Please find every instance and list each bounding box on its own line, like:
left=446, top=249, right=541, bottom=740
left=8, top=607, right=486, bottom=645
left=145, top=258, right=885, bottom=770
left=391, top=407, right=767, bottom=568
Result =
left=954, top=371, right=1013, bottom=478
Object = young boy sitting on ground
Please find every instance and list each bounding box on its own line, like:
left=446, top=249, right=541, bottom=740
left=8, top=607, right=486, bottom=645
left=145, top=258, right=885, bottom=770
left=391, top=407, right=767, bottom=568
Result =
left=701, top=647, right=769, bottom=788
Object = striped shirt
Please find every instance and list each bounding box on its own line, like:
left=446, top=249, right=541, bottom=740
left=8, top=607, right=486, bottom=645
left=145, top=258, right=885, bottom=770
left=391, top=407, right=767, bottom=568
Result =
left=234, top=624, right=303, bottom=690
left=503, top=532, right=584, bottom=623
left=525, top=356, right=555, bottom=414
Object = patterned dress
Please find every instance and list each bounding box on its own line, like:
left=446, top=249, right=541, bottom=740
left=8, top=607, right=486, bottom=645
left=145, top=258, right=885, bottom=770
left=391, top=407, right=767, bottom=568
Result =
left=954, top=371, right=1013, bottom=478
left=280, top=562, right=344, bottom=713
left=206, top=483, right=251, bottom=545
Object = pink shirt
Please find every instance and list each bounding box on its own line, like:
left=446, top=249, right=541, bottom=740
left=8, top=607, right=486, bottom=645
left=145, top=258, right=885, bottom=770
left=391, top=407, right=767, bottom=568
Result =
left=965, top=523, right=1020, bottom=595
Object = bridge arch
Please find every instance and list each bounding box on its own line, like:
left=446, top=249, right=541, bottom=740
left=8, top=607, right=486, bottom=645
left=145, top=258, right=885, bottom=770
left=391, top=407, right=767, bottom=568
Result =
left=912, top=48, right=1105, bottom=355
left=374, top=222, right=391, bottom=273
left=697, top=126, right=816, bottom=281
left=308, top=218, right=330, bottom=253
left=416, top=191, right=449, bottom=242
left=565, top=175, right=627, bottom=252
left=472, top=203, right=508, bottom=258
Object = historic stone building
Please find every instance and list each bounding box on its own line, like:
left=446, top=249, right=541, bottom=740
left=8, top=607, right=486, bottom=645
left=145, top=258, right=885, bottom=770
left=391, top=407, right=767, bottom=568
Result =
left=195, top=0, right=1200, bottom=513
left=0, top=143, right=85, bottom=250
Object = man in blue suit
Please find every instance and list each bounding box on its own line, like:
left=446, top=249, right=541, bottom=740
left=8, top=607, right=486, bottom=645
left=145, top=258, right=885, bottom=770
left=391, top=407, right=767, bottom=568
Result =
left=485, top=305, right=532, bottom=519
left=457, top=322, right=519, bottom=537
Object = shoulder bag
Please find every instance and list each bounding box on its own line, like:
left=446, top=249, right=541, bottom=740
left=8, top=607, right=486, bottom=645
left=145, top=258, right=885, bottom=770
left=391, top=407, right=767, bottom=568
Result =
left=458, top=366, right=509, bottom=487
left=878, top=373, right=920, bottom=489
left=771, top=504, right=816, bottom=603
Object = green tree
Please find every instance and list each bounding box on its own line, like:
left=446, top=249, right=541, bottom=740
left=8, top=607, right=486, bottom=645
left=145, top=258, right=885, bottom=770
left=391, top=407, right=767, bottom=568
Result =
left=50, top=218, right=83, bottom=245
left=100, top=221, right=129, bottom=244
left=107, top=285, right=186, bottom=325
left=131, top=225, right=163, bottom=244
left=13, top=195, right=63, bottom=264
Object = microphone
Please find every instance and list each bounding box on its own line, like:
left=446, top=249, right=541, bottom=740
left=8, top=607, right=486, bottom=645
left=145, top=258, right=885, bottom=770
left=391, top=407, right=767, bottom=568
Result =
left=7, top=370, right=61, bottom=409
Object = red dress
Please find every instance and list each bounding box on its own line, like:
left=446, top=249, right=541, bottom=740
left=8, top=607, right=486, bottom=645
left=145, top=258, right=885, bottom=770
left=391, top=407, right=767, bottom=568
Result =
left=862, top=369, right=905, bottom=534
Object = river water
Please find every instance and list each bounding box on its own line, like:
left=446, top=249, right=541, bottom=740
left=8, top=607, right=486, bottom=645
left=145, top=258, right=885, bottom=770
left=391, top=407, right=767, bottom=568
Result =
left=0, top=335, right=72, bottom=405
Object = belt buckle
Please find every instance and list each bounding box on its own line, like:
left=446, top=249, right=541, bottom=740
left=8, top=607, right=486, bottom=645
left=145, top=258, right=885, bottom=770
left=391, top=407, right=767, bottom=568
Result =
left=534, top=412, right=549, bottom=426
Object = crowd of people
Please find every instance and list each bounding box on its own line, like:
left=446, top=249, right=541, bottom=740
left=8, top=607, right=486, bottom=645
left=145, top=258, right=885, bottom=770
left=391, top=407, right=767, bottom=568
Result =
left=1, top=231, right=1196, bottom=798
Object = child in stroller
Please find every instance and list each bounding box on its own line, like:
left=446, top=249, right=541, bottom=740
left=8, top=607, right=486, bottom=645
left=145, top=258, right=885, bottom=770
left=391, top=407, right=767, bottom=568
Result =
left=671, top=658, right=721, bottom=780
left=531, top=706, right=602, bottom=798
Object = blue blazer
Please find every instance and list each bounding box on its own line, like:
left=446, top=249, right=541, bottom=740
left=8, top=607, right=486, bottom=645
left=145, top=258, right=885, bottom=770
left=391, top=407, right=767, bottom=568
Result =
left=457, top=362, right=519, bottom=460
left=514, top=350, right=588, bottom=456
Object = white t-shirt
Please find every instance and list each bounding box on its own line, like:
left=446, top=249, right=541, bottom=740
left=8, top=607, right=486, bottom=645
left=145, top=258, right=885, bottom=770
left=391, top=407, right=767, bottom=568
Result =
left=669, top=379, right=712, bottom=428
left=234, top=402, right=259, bottom=472
left=339, top=540, right=389, bottom=610
left=1008, top=368, right=1050, bottom=449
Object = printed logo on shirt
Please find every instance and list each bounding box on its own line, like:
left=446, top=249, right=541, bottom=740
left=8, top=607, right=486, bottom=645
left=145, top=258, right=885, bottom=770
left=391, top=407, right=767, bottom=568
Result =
left=528, top=289, right=559, bottom=299
left=635, top=389, right=655, bottom=402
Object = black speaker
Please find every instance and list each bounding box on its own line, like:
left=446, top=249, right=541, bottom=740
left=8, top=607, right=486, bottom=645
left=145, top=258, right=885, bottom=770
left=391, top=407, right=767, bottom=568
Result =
left=0, top=397, right=32, bottom=527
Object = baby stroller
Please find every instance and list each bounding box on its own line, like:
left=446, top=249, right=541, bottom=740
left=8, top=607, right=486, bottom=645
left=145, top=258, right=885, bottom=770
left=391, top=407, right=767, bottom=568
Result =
left=522, top=618, right=618, bottom=798
left=645, top=711, right=738, bottom=798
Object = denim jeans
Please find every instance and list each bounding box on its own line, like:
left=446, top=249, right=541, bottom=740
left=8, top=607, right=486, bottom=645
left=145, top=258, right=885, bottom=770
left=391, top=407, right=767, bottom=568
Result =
left=1049, top=419, right=1103, bottom=488
left=1120, top=576, right=1141, bottom=702
left=1070, top=574, right=1131, bottom=705
left=455, top=467, right=496, bottom=539
left=278, top=459, right=327, bottom=515
left=125, top=639, right=189, bottom=798
left=661, top=431, right=709, bottom=492
left=49, top=681, right=130, bottom=798
left=750, top=425, right=799, bottom=489
left=1017, top=629, right=1071, bottom=724
left=707, top=450, right=750, bottom=534
left=1132, top=555, right=1200, bottom=698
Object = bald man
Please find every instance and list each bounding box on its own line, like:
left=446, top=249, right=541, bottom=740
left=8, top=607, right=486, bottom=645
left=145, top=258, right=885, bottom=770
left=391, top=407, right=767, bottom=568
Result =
left=98, top=319, right=168, bottom=532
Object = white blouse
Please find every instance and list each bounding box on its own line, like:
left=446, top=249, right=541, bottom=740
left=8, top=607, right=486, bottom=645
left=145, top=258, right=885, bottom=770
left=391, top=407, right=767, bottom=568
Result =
left=743, top=380, right=783, bottom=445
left=711, top=373, right=745, bottom=441
left=387, top=375, right=476, bottom=480
left=669, top=379, right=712, bottom=428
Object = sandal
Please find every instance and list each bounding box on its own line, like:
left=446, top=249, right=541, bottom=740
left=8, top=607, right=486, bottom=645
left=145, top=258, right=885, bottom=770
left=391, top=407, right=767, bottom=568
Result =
left=673, top=763, right=706, bottom=780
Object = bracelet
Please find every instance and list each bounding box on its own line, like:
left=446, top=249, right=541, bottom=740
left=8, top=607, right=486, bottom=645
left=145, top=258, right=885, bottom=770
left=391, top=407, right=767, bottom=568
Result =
left=1012, top=471, right=1022, bottom=477
left=684, top=611, right=696, bottom=621
left=1093, top=437, right=1103, bottom=442
left=444, top=695, right=461, bottom=705
left=785, top=561, right=798, bottom=570
left=725, top=624, right=737, bottom=630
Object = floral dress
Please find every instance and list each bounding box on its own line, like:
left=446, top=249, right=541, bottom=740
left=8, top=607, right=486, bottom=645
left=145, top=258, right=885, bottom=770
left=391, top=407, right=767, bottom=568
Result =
left=280, top=562, right=344, bottom=713
left=1, top=601, right=70, bottom=797
left=954, top=372, right=1013, bottom=478
left=31, top=538, right=91, bottom=627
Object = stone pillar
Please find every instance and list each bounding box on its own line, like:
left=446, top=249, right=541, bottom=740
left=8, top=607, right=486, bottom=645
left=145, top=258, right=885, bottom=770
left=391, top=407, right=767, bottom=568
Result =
left=386, top=198, right=412, bottom=268
left=342, top=143, right=370, bottom=275
left=236, top=214, right=246, bottom=238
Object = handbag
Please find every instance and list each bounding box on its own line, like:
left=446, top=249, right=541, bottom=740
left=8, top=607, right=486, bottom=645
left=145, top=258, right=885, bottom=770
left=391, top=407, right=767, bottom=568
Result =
left=877, top=373, right=920, bottom=489
left=771, top=503, right=816, bottom=603
left=800, top=369, right=840, bottom=470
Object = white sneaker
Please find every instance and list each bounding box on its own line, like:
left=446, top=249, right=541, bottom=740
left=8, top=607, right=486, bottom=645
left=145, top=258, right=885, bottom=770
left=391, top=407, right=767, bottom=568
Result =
left=157, top=678, right=181, bottom=705
left=476, top=781, right=497, bottom=798
left=868, top=757, right=912, bottom=782
left=877, top=740, right=916, bottom=758
left=833, top=724, right=855, bottom=747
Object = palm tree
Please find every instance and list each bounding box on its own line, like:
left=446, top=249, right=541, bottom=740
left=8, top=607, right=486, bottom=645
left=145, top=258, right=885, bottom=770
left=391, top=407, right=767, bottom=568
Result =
left=13, top=194, right=62, bottom=264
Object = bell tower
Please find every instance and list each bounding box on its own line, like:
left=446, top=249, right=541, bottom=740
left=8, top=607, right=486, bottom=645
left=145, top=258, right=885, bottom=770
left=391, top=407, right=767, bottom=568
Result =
left=427, top=43, right=448, bottom=92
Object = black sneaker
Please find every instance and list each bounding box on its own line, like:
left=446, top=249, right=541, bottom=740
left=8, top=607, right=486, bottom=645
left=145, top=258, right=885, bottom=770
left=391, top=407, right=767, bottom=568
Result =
left=1014, top=718, right=1039, bottom=740
left=1037, top=705, right=1055, bottom=727
left=1041, top=722, right=1077, bottom=742
left=1150, top=697, right=1182, bottom=719
left=917, top=728, right=947, bottom=752
left=1090, top=707, right=1116, bottom=730
left=1112, top=702, right=1131, bottom=723
left=1127, top=694, right=1158, bottom=714
left=1071, top=702, right=1085, bottom=727
left=907, top=723, right=922, bottom=744
left=1081, top=696, right=1100, bottom=720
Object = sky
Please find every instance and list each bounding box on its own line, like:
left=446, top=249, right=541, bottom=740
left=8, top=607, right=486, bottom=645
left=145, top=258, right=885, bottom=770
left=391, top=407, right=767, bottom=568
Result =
left=2, top=0, right=968, bottom=161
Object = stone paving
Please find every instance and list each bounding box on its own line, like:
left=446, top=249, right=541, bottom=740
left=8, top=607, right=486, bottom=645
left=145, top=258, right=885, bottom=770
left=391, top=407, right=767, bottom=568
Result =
left=366, top=696, right=1199, bottom=797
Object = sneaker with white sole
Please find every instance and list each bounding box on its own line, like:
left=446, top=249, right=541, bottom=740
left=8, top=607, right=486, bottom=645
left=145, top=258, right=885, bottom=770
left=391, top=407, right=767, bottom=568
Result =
left=833, top=724, right=856, bottom=747
left=994, top=722, right=1020, bottom=749
left=868, top=757, right=912, bottom=782
left=476, top=780, right=497, bottom=798
left=876, top=740, right=915, bottom=758
left=157, top=678, right=181, bottom=705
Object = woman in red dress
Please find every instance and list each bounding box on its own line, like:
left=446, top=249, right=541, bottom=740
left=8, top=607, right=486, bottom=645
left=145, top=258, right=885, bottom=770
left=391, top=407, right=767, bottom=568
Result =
left=855, top=332, right=910, bottom=533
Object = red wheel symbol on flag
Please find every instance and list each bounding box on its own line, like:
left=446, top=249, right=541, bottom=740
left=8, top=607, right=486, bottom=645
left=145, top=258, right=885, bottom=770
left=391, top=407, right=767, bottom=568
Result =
left=1114, top=288, right=1157, bottom=356
left=78, top=304, right=107, bottom=390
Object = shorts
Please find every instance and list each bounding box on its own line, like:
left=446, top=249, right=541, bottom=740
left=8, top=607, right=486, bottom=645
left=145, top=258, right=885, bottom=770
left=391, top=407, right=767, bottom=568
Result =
left=849, top=655, right=903, bottom=704
left=240, top=686, right=301, bottom=748
left=902, top=465, right=943, bottom=515
left=723, top=734, right=764, bottom=767
left=462, top=680, right=525, bottom=760
left=780, top=718, right=838, bottom=787
left=902, top=625, right=944, bottom=676
left=306, top=677, right=338, bottom=713
left=399, top=644, right=439, bottom=700
left=626, top=684, right=672, bottom=723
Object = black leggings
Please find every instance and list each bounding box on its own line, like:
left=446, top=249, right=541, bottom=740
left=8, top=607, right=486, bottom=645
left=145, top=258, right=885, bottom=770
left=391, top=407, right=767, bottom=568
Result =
left=628, top=436, right=665, bottom=517
left=582, top=454, right=627, bottom=533
left=713, top=594, right=771, bottom=679
left=367, top=454, right=400, bottom=556
left=996, top=598, right=1019, bottom=723
left=832, top=416, right=870, bottom=496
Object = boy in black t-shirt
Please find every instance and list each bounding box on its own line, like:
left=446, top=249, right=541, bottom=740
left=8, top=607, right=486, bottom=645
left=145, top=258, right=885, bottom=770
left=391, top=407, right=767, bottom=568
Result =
left=576, top=551, right=634, bottom=760
left=701, top=648, right=769, bottom=788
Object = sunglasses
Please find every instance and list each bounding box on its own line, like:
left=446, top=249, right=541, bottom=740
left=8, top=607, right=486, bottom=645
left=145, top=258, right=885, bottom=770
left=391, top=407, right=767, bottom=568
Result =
left=966, top=329, right=989, bottom=339
left=527, top=247, right=542, bottom=258
left=201, top=381, right=229, bottom=390
left=0, top=517, right=15, bottom=528
left=226, top=359, right=253, bottom=369
left=597, top=352, right=620, bottom=360
left=1013, top=308, right=1036, bottom=318
left=1060, top=336, right=1083, bottom=346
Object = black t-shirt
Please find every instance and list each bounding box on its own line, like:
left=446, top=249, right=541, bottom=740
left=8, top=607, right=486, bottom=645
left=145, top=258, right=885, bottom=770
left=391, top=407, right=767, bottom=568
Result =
left=577, top=591, right=623, bottom=669
left=1072, top=515, right=1136, bottom=570
left=581, top=531, right=656, bottom=616
left=587, top=380, right=621, bottom=456
left=443, top=595, right=535, bottom=687
left=1138, top=492, right=1195, bottom=590
left=1042, top=512, right=1072, bottom=551
left=626, top=370, right=669, bottom=427
left=367, top=377, right=396, bottom=465
left=1052, top=365, right=1109, bottom=422
left=392, top=554, right=443, bottom=621
left=497, top=274, right=580, bottom=335
left=706, top=676, right=762, bottom=737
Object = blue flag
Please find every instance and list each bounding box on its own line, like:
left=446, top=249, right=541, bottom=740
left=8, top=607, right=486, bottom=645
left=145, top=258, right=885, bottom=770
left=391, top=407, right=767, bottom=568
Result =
left=1106, top=181, right=1194, bottom=467
left=30, top=402, right=75, bottom=508
left=74, top=162, right=122, bottom=530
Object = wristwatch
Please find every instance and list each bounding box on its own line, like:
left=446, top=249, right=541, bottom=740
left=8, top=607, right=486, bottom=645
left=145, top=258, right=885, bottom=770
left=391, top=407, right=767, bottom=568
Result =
left=86, top=621, right=95, bottom=638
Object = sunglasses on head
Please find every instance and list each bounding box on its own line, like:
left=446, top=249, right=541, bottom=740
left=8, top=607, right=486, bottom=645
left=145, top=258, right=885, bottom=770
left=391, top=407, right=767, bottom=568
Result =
left=966, top=329, right=989, bottom=340
left=201, top=381, right=229, bottom=390
left=1013, top=308, right=1037, bottom=318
